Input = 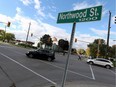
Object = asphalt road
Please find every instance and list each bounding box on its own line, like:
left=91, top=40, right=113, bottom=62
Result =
left=0, top=43, right=116, bottom=87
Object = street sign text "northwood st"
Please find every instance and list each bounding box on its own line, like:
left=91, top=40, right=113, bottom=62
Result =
left=57, top=6, right=102, bottom=23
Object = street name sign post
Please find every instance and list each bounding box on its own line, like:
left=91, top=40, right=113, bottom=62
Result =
left=57, top=5, right=102, bottom=87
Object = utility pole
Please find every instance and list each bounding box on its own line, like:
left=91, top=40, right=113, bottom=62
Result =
left=3, top=25, right=6, bottom=42
left=97, top=39, right=100, bottom=58
left=0, top=21, right=11, bottom=42
left=113, top=40, right=116, bottom=58
left=25, top=22, right=31, bottom=48
left=106, top=11, right=111, bottom=58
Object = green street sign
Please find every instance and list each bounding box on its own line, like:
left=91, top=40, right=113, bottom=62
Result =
left=57, top=5, right=102, bottom=23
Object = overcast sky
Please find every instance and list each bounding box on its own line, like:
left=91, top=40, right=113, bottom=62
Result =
left=0, top=0, right=115, bottom=49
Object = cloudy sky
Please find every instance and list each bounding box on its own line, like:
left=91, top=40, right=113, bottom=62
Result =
left=0, top=0, right=115, bottom=49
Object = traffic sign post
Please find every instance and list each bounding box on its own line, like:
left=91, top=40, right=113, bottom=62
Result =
left=57, top=5, right=102, bottom=87
left=61, top=22, right=76, bottom=87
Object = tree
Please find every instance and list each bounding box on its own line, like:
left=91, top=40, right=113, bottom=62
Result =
left=71, top=48, right=77, bottom=54
left=37, top=42, right=43, bottom=49
left=109, top=45, right=116, bottom=58
left=5, top=33, right=15, bottom=42
left=0, top=30, right=15, bottom=42
left=0, top=30, right=5, bottom=41
left=77, top=49, right=86, bottom=55
left=40, top=34, right=53, bottom=48
left=88, top=39, right=107, bottom=58
left=86, top=48, right=90, bottom=57
left=58, top=39, right=69, bottom=51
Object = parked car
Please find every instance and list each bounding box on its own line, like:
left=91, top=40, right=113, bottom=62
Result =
left=26, top=49, right=55, bottom=61
left=87, top=58, right=114, bottom=69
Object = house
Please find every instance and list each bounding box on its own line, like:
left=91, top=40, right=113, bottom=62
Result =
left=15, top=40, right=34, bottom=46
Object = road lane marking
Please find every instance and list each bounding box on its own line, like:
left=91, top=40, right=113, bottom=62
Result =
left=0, top=45, right=13, bottom=48
left=14, top=51, right=93, bottom=80
left=0, top=52, right=57, bottom=86
left=36, top=59, right=93, bottom=80
left=4, top=50, right=94, bottom=80
left=89, top=65, right=95, bottom=80
left=109, top=70, right=116, bottom=75
left=1, top=47, right=27, bottom=56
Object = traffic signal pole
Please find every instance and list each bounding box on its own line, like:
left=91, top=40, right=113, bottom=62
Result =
left=106, top=11, right=111, bottom=58
left=0, top=21, right=11, bottom=42
left=3, top=25, right=6, bottom=42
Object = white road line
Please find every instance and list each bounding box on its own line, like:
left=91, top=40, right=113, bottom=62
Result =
left=13, top=51, right=93, bottom=80
left=89, top=65, right=95, bottom=80
left=109, top=70, right=116, bottom=75
left=37, top=59, right=93, bottom=80
left=0, top=46, right=13, bottom=48
left=0, top=52, right=57, bottom=86
left=4, top=50, right=93, bottom=80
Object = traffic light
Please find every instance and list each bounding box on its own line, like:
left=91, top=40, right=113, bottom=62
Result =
left=7, top=22, right=11, bottom=27
left=75, top=38, right=77, bottom=42
left=114, top=16, right=116, bottom=24
left=31, top=33, right=33, bottom=37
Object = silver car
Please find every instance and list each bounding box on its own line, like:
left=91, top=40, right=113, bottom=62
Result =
left=87, top=58, right=114, bottom=69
